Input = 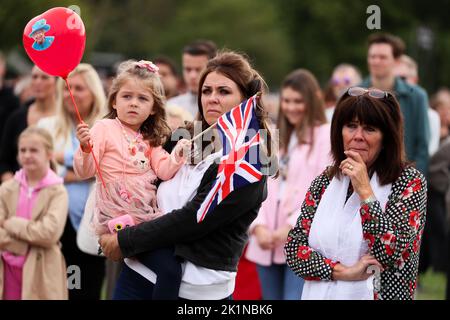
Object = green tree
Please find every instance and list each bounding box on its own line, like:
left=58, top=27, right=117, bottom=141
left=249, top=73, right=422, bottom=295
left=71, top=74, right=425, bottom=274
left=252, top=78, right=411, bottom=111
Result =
left=0, top=0, right=74, bottom=51
left=2, top=0, right=449, bottom=92
left=276, top=0, right=450, bottom=92
left=82, top=0, right=293, bottom=88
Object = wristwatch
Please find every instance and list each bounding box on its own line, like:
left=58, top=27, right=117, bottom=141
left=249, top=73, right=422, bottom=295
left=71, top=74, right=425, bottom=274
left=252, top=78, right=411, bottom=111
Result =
left=360, top=195, right=377, bottom=206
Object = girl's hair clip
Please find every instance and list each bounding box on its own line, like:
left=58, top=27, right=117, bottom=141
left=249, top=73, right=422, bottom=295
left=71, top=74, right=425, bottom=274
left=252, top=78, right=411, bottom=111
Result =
left=136, top=60, right=159, bottom=74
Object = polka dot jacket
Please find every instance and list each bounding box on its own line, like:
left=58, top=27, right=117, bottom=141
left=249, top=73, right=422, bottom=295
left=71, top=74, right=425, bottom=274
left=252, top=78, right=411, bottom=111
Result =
left=284, top=166, right=427, bottom=300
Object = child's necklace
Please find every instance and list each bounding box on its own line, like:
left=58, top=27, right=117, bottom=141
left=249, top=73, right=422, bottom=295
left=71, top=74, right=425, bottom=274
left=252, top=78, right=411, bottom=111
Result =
left=116, top=117, right=142, bottom=153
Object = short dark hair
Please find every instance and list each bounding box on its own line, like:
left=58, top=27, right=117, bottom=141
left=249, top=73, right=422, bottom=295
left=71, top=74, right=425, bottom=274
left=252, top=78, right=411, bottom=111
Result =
left=183, top=40, right=217, bottom=59
left=153, top=55, right=178, bottom=76
left=368, top=33, right=405, bottom=59
left=329, top=91, right=408, bottom=185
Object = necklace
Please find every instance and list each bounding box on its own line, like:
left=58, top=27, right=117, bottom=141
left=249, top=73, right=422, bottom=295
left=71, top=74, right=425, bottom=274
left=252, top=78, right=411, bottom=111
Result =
left=115, top=117, right=143, bottom=203
left=116, top=117, right=143, bottom=154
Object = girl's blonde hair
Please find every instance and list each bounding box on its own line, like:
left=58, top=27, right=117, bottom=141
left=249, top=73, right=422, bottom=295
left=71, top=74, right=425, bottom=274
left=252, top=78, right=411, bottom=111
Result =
left=18, top=126, right=57, bottom=172
left=55, top=63, right=107, bottom=142
left=166, top=105, right=194, bottom=123
left=105, top=60, right=171, bottom=147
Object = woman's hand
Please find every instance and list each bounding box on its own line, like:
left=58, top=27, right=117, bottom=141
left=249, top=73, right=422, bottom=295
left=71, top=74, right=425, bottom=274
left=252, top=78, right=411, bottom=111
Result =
left=339, top=150, right=374, bottom=200
left=332, top=254, right=384, bottom=281
left=173, top=138, right=192, bottom=162
left=253, top=225, right=274, bottom=250
left=64, top=170, right=83, bottom=183
left=272, top=225, right=292, bottom=246
left=99, top=233, right=123, bottom=261
left=76, top=122, right=92, bottom=153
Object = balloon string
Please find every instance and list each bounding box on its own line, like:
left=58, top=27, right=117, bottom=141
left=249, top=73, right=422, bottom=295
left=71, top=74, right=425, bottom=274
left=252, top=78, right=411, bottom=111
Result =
left=64, top=78, right=106, bottom=189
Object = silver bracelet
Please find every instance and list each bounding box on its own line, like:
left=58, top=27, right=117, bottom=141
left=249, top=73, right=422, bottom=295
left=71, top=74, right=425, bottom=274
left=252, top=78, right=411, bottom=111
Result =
left=360, top=195, right=377, bottom=206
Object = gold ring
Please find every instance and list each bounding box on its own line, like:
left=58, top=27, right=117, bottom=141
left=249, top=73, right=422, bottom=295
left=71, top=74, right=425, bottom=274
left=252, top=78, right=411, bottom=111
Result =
left=348, top=164, right=353, bottom=170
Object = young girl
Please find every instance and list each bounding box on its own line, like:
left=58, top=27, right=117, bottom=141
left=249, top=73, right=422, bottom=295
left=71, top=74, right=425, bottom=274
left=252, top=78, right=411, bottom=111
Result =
left=38, top=63, right=107, bottom=300
left=74, top=60, right=190, bottom=299
left=0, top=126, right=69, bottom=299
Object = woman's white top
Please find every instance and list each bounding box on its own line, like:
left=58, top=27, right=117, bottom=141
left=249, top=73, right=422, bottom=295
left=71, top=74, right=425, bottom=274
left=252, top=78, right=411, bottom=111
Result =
left=302, top=173, right=391, bottom=300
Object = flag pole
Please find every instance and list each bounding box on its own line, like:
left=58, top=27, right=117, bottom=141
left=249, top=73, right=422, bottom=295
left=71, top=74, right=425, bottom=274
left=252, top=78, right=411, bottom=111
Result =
left=64, top=78, right=106, bottom=189
left=189, top=122, right=217, bottom=142
left=189, top=92, right=262, bottom=143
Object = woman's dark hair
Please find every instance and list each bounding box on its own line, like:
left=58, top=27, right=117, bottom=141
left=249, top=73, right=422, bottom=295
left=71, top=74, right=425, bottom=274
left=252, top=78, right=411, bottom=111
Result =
left=185, top=50, right=276, bottom=174
left=329, top=90, right=407, bottom=185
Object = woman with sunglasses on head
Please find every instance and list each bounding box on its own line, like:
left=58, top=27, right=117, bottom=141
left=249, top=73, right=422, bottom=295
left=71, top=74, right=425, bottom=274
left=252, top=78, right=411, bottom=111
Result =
left=285, top=87, right=427, bottom=300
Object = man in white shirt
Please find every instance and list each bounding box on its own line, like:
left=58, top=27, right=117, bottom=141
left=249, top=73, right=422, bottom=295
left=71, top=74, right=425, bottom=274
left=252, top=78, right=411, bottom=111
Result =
left=167, top=40, right=217, bottom=118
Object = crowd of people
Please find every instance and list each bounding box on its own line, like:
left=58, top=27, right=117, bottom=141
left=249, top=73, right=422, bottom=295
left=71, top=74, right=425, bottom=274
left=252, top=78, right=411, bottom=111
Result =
left=0, top=32, right=449, bottom=300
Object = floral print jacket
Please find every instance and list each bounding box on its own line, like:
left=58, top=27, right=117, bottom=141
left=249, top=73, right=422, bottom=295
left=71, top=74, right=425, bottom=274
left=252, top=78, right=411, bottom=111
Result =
left=284, top=166, right=427, bottom=300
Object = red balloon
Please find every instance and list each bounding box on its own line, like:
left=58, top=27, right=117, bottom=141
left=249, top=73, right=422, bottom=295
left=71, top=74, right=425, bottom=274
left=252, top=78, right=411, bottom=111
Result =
left=23, top=7, right=86, bottom=79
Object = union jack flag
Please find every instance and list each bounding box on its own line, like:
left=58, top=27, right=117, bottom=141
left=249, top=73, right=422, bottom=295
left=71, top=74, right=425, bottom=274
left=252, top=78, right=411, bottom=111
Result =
left=197, top=94, right=263, bottom=223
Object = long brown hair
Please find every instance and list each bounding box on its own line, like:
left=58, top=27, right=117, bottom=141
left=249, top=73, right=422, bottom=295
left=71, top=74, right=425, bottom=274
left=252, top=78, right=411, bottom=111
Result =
left=189, top=51, right=277, bottom=174
left=105, top=60, right=171, bottom=147
left=329, top=91, right=407, bottom=185
left=277, top=69, right=327, bottom=154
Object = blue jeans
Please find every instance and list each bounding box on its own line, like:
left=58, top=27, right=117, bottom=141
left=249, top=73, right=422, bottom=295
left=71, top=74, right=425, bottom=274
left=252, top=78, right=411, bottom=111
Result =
left=256, top=264, right=304, bottom=300
left=113, top=247, right=181, bottom=300
left=113, top=263, right=233, bottom=300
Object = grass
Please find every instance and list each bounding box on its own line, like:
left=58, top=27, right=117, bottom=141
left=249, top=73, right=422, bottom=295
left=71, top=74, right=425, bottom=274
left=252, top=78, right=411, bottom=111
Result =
left=98, top=267, right=447, bottom=300
left=416, top=270, right=447, bottom=300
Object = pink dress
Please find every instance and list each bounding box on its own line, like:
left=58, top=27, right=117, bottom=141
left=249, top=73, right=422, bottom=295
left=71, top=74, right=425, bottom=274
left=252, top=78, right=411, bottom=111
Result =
left=74, top=118, right=184, bottom=235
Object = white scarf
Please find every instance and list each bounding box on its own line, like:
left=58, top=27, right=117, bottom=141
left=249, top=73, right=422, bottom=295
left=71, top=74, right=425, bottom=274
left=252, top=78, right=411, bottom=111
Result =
left=302, top=173, right=391, bottom=300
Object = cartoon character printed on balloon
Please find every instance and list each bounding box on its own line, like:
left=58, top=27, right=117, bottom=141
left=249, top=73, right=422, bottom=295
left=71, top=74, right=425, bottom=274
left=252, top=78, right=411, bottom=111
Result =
left=28, top=19, right=54, bottom=51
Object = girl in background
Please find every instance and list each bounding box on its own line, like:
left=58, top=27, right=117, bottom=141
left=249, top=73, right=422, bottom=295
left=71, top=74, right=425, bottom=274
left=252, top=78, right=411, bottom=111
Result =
left=0, top=127, right=68, bottom=299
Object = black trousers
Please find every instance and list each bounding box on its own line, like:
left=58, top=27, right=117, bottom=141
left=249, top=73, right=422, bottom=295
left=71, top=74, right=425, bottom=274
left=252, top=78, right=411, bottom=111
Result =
left=60, top=218, right=106, bottom=300
left=419, top=188, right=448, bottom=273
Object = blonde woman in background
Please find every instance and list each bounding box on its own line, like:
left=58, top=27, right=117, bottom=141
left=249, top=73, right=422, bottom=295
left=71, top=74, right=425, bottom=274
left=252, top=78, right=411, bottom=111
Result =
left=0, top=66, right=57, bottom=182
left=38, top=63, right=107, bottom=300
left=165, top=105, right=194, bottom=132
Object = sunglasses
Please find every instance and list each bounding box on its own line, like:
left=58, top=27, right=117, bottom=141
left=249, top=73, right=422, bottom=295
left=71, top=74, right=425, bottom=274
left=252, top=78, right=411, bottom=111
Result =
left=347, top=87, right=391, bottom=99
left=332, top=76, right=352, bottom=86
